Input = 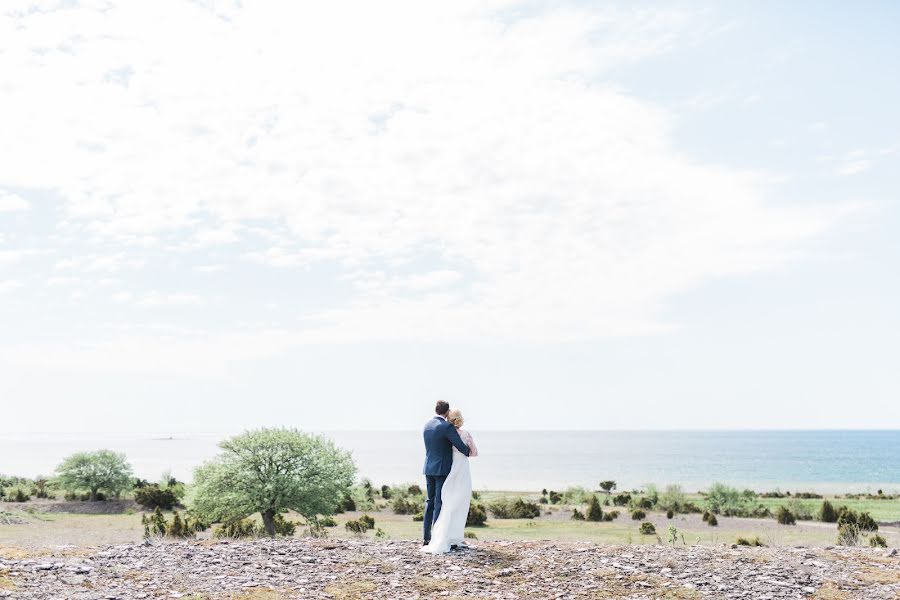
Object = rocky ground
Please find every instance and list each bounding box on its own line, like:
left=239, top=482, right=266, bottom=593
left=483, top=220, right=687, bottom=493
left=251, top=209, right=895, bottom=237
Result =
left=1, top=539, right=898, bottom=599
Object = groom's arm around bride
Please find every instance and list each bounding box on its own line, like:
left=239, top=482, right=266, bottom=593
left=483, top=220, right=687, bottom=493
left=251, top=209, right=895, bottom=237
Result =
left=422, top=400, right=469, bottom=544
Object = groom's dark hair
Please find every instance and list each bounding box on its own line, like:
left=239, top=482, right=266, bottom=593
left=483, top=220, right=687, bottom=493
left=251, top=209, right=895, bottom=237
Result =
left=435, top=400, right=450, bottom=416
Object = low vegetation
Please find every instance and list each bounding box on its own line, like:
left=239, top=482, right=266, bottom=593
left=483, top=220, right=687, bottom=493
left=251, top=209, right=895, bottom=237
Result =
left=488, top=497, right=541, bottom=519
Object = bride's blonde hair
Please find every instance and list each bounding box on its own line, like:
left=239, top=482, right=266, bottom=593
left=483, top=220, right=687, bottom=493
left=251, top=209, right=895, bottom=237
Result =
left=447, top=409, right=464, bottom=428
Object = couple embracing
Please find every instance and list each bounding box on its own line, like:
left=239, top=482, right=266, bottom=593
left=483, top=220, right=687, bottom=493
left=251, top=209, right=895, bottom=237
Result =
left=421, top=400, right=478, bottom=554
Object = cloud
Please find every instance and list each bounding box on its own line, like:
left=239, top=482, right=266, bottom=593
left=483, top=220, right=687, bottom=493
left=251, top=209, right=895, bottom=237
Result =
left=0, top=191, right=29, bottom=212
left=0, top=280, right=22, bottom=293
left=836, top=160, right=871, bottom=176
left=135, top=291, right=202, bottom=308
left=0, top=1, right=855, bottom=348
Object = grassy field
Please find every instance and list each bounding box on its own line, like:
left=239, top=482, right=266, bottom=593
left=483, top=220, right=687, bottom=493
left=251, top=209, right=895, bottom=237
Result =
left=2, top=489, right=899, bottom=551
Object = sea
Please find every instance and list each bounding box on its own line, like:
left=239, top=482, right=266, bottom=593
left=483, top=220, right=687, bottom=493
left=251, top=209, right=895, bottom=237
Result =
left=1, top=430, right=898, bottom=493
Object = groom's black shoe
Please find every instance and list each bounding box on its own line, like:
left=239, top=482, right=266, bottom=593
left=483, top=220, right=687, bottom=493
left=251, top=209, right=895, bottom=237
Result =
left=450, top=545, right=458, bottom=550
left=423, top=540, right=430, bottom=546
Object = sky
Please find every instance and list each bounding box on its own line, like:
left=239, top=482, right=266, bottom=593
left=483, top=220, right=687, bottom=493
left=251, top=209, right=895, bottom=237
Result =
left=1, top=1, right=898, bottom=433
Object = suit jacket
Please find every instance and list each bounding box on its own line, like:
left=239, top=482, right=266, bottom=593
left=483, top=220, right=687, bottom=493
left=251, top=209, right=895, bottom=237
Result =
left=422, top=416, right=470, bottom=476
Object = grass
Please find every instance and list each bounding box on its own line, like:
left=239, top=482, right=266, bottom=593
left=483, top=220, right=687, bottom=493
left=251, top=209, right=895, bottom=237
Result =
left=324, top=580, right=377, bottom=600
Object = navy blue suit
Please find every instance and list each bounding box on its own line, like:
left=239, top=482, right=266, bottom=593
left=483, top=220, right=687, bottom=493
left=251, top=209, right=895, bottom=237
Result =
left=422, top=416, right=470, bottom=542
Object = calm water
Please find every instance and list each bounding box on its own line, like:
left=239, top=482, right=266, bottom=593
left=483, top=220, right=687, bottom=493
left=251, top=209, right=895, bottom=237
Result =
left=1, top=430, right=898, bottom=493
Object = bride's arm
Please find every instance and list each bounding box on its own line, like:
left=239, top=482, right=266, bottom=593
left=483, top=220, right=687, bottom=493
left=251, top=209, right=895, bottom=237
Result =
left=462, top=430, right=478, bottom=457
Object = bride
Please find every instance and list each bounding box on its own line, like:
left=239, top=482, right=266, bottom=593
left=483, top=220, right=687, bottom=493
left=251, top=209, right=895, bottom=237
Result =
left=422, top=409, right=478, bottom=554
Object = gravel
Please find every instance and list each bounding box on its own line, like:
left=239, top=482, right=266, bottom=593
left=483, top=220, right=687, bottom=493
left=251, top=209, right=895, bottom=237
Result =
left=1, top=538, right=898, bottom=599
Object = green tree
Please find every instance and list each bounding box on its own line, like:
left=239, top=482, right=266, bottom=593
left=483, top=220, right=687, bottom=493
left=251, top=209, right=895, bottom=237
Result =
left=189, top=428, right=356, bottom=536
left=55, top=450, right=133, bottom=501
left=599, top=481, right=617, bottom=496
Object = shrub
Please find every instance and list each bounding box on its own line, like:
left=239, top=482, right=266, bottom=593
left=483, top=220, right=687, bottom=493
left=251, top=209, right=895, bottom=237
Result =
left=612, top=493, right=631, bottom=507
left=134, top=485, right=179, bottom=510
left=407, top=485, right=422, bottom=496
left=785, top=499, right=814, bottom=521
left=412, top=511, right=424, bottom=522
left=4, top=487, right=29, bottom=503
left=489, top=498, right=541, bottom=519
left=358, top=514, right=375, bottom=530
left=869, top=534, right=887, bottom=548
left=374, top=528, right=387, bottom=539
left=775, top=506, right=796, bottom=525
left=819, top=500, right=837, bottom=523
left=548, top=490, right=562, bottom=505
left=634, top=497, right=653, bottom=510
left=380, top=485, right=392, bottom=499
left=657, top=485, right=687, bottom=513
left=466, top=503, right=487, bottom=527
left=666, top=509, right=674, bottom=519
left=215, top=518, right=260, bottom=538
left=602, top=510, right=619, bottom=522
left=586, top=496, right=603, bottom=522
left=318, top=515, right=337, bottom=527
left=630, top=509, right=646, bottom=520
left=392, top=495, right=421, bottom=515
left=736, top=536, right=764, bottom=547
left=702, top=511, right=711, bottom=522
left=141, top=507, right=208, bottom=539
left=345, top=519, right=369, bottom=537
left=639, top=522, right=656, bottom=535
left=707, top=513, right=718, bottom=526
left=338, top=494, right=356, bottom=513
left=464, top=531, right=477, bottom=540
left=560, top=487, right=592, bottom=504
left=837, top=523, right=860, bottom=546
left=857, top=512, right=878, bottom=533
left=571, top=508, right=585, bottom=521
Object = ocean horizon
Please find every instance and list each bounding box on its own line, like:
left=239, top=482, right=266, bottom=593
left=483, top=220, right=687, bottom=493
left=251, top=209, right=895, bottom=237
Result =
left=2, top=430, right=898, bottom=494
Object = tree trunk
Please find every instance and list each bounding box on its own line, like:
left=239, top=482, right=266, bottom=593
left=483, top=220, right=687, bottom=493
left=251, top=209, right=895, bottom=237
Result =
left=261, top=509, right=276, bottom=537
left=90, top=488, right=98, bottom=502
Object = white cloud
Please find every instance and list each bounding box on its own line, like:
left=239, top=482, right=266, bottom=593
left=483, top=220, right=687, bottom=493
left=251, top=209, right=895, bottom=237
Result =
left=836, top=160, right=871, bottom=176
left=193, top=264, right=225, bottom=273
left=0, top=191, right=29, bottom=212
left=135, top=291, right=202, bottom=307
left=0, top=280, right=22, bottom=293
left=0, top=1, right=854, bottom=345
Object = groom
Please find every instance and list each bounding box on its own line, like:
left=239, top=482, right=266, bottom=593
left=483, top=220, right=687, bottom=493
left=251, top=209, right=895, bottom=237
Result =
left=422, top=400, right=470, bottom=545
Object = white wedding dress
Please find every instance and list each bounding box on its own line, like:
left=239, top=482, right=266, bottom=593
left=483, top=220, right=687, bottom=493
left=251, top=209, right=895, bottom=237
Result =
left=422, top=429, right=477, bottom=554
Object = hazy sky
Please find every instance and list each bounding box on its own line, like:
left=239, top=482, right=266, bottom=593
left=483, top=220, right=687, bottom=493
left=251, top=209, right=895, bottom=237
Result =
left=1, top=1, right=898, bottom=432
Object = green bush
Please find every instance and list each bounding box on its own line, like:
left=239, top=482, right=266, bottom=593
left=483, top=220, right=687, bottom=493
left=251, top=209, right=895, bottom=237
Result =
left=215, top=517, right=260, bottom=538
left=571, top=508, right=585, bottom=521
left=602, top=510, right=620, bottom=522
left=464, top=531, right=477, bottom=540
left=630, top=509, right=646, bottom=520
left=666, top=509, right=674, bottom=519
left=837, top=523, right=860, bottom=546
left=736, top=536, right=764, bottom=546
left=702, top=511, right=711, bottom=522
left=134, top=485, right=179, bottom=510
left=869, top=534, right=887, bottom=548
left=392, top=495, right=421, bottom=515
left=141, top=507, right=208, bottom=539
left=358, top=514, right=375, bottom=529
left=407, top=485, right=422, bottom=496
left=857, top=512, right=878, bottom=532
left=819, top=500, right=837, bottom=523
left=775, top=506, right=796, bottom=525
left=489, top=498, right=541, bottom=519
left=586, top=496, right=603, bottom=522
left=318, top=515, right=337, bottom=527
left=707, top=513, right=718, bottom=526
left=634, top=497, right=653, bottom=510
left=466, top=503, right=487, bottom=527
left=560, top=487, right=592, bottom=504
left=345, top=519, right=369, bottom=537
left=3, top=487, right=29, bottom=503
left=639, top=522, right=656, bottom=535
left=380, top=485, right=392, bottom=499
left=412, top=511, right=424, bottom=522
left=657, top=485, right=687, bottom=513
left=548, top=490, right=562, bottom=505
left=612, top=493, right=631, bottom=506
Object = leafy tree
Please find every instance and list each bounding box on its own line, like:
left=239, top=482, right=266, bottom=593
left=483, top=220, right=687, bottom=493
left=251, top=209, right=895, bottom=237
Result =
left=189, top=428, right=356, bottom=536
left=599, top=481, right=617, bottom=496
left=55, top=450, right=133, bottom=501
